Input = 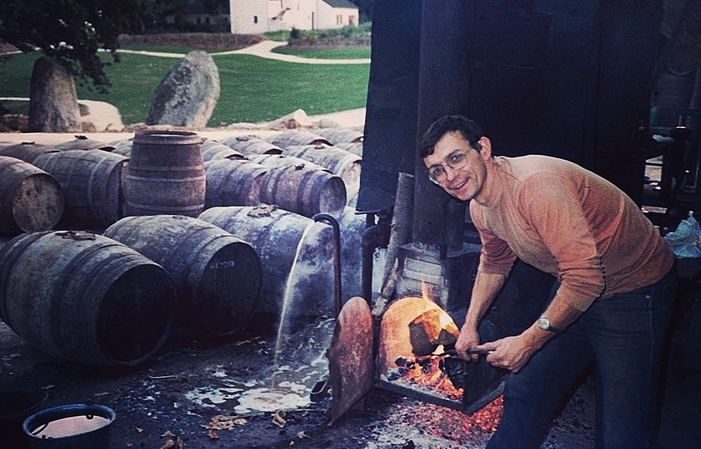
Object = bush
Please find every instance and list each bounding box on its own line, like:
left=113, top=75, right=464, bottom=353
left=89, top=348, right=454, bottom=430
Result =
left=288, top=23, right=371, bottom=48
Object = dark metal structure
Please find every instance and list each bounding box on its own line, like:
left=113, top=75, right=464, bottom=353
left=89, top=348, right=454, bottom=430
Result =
left=357, top=0, right=678, bottom=413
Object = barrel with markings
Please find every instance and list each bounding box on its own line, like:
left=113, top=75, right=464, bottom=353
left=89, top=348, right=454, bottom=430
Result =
left=124, top=130, right=206, bottom=217
left=0, top=230, right=175, bottom=366
left=33, top=150, right=128, bottom=229
left=0, top=156, right=65, bottom=234
left=104, top=215, right=262, bottom=336
left=198, top=205, right=334, bottom=316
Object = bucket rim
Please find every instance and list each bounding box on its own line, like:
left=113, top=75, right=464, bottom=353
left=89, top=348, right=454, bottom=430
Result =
left=23, top=403, right=116, bottom=440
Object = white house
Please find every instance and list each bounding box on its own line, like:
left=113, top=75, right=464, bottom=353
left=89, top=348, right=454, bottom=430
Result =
left=230, top=0, right=359, bottom=34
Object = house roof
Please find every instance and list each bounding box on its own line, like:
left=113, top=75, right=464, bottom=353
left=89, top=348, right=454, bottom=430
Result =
left=323, top=0, right=358, bottom=9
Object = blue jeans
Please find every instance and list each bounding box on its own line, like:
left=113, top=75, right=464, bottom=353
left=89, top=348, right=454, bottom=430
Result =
left=486, top=265, right=678, bottom=449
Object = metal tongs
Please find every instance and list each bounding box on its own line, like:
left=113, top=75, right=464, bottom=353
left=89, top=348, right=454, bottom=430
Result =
left=437, top=348, right=494, bottom=357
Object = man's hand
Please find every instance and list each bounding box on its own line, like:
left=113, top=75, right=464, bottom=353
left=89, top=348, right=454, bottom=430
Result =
left=455, top=325, right=481, bottom=362
left=474, top=332, right=540, bottom=373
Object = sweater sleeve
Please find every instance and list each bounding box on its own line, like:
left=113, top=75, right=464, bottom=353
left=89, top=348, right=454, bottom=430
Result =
left=517, top=174, right=605, bottom=311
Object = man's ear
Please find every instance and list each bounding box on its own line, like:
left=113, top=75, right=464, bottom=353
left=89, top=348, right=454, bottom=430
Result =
left=478, top=137, right=492, bottom=160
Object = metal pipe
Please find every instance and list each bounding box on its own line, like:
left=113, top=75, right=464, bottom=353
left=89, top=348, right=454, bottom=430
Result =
left=360, top=212, right=391, bottom=307
left=313, top=213, right=342, bottom=318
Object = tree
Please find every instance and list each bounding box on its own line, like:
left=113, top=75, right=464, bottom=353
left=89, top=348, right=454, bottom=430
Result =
left=0, top=0, right=151, bottom=93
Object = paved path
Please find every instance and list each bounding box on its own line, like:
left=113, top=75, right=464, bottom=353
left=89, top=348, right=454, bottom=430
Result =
left=118, top=40, right=371, bottom=65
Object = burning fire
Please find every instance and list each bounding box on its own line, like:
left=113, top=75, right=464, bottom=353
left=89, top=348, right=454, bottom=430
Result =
left=377, top=282, right=504, bottom=441
left=390, top=345, right=463, bottom=401
left=379, top=283, right=463, bottom=401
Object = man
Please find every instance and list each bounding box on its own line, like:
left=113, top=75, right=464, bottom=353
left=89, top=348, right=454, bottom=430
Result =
left=420, top=115, right=677, bottom=449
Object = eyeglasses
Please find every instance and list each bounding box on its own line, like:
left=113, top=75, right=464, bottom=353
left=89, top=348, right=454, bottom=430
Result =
left=427, top=149, right=471, bottom=184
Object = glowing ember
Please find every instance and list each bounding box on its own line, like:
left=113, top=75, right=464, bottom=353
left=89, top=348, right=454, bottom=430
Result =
left=385, top=351, right=463, bottom=401
left=425, top=396, right=504, bottom=438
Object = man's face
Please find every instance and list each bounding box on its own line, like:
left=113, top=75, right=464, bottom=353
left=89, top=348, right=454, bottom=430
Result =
left=423, top=131, right=489, bottom=201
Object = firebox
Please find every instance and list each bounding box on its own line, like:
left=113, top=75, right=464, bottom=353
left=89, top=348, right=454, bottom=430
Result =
left=327, top=256, right=555, bottom=422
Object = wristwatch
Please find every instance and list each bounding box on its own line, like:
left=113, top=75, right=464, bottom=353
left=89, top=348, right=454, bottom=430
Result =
left=537, top=315, right=564, bottom=333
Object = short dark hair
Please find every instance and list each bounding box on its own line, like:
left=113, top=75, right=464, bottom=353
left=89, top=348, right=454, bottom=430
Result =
left=419, top=115, right=484, bottom=158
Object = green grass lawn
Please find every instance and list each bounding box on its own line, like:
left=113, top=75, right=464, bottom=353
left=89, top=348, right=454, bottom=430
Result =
left=0, top=46, right=369, bottom=127
left=271, top=46, right=370, bottom=59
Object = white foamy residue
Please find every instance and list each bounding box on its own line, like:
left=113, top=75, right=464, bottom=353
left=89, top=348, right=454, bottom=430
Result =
left=233, top=387, right=310, bottom=415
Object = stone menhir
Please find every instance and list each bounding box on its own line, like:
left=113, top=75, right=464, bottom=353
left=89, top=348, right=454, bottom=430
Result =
left=146, top=51, right=220, bottom=128
left=28, top=56, right=81, bottom=133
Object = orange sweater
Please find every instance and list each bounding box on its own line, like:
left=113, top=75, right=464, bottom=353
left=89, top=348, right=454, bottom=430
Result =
left=470, top=155, right=674, bottom=311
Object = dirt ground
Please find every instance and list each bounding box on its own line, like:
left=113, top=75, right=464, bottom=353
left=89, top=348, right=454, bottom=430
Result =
left=2, top=297, right=700, bottom=449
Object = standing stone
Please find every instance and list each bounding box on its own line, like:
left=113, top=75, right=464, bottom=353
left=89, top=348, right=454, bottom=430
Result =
left=146, top=51, right=220, bottom=128
left=28, top=56, right=81, bottom=133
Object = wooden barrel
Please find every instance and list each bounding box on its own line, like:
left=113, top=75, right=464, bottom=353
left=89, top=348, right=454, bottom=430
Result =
left=124, top=130, right=206, bottom=217
left=54, top=136, right=114, bottom=151
left=248, top=153, right=329, bottom=172
left=204, top=159, right=269, bottom=208
left=282, top=144, right=362, bottom=190
left=108, top=138, right=133, bottom=156
left=33, top=150, right=128, bottom=229
left=198, top=205, right=334, bottom=316
left=220, top=135, right=282, bottom=156
left=335, top=142, right=363, bottom=157
left=201, top=139, right=245, bottom=162
left=0, top=230, right=175, bottom=366
left=314, top=127, right=364, bottom=144
left=104, top=215, right=262, bottom=336
left=0, top=142, right=60, bottom=164
left=265, top=130, right=332, bottom=149
left=255, top=161, right=347, bottom=218
left=0, top=156, right=65, bottom=234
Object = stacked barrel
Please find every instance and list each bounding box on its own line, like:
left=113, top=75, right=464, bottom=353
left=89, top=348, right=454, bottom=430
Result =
left=0, top=126, right=364, bottom=366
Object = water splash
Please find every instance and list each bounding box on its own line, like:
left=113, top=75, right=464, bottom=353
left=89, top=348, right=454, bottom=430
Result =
left=271, top=221, right=316, bottom=388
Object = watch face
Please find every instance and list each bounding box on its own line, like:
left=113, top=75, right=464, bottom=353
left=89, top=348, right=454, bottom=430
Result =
left=538, top=316, right=550, bottom=330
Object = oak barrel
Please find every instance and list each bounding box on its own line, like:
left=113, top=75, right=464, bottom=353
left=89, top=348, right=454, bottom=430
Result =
left=219, top=135, right=282, bottom=156
left=104, top=215, right=262, bottom=336
left=198, top=205, right=334, bottom=317
left=124, top=130, right=206, bottom=217
left=251, top=157, right=346, bottom=218
left=0, top=156, right=65, bottom=234
left=0, top=142, right=60, bottom=164
left=0, top=230, right=175, bottom=366
left=204, top=159, right=269, bottom=208
left=282, top=144, right=362, bottom=190
left=33, top=150, right=128, bottom=229
left=200, top=139, right=245, bottom=162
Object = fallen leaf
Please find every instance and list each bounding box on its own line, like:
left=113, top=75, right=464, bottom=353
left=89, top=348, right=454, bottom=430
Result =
left=208, top=429, right=219, bottom=440
left=161, top=431, right=175, bottom=437
left=136, top=427, right=143, bottom=433
left=201, top=415, right=247, bottom=430
left=297, top=431, right=308, bottom=439
left=160, top=440, right=175, bottom=449
left=272, top=410, right=287, bottom=428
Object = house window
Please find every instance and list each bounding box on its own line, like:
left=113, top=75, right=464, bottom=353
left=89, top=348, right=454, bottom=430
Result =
left=254, top=15, right=258, bottom=23
left=348, top=15, right=356, bottom=26
left=336, top=14, right=343, bottom=24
